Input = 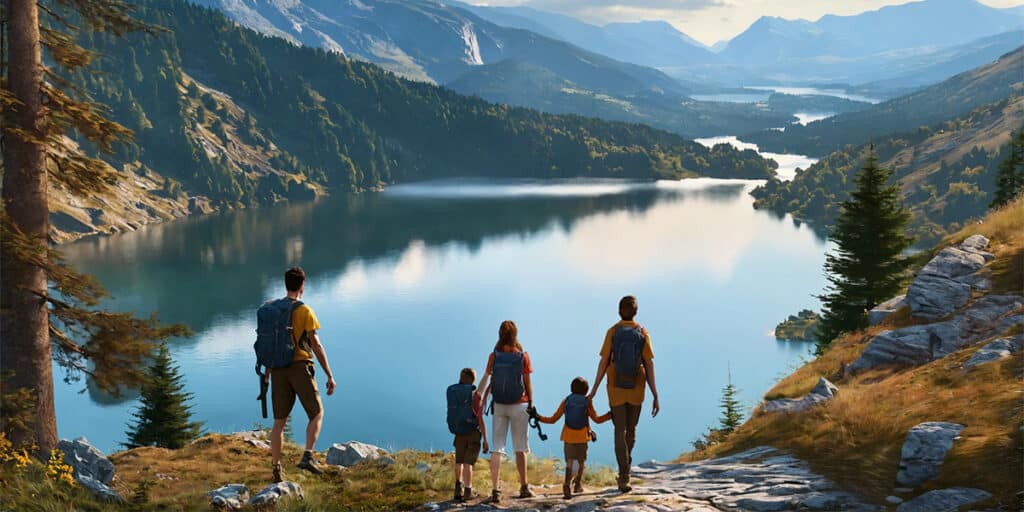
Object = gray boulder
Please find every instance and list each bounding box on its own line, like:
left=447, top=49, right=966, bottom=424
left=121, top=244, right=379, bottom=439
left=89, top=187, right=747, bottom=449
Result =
left=959, top=235, right=993, bottom=259
left=896, top=487, right=992, bottom=512
left=896, top=422, right=964, bottom=487
left=249, top=481, right=303, bottom=506
left=208, top=483, right=249, bottom=510
left=59, top=437, right=123, bottom=502
left=763, top=377, right=838, bottom=414
left=230, top=430, right=270, bottom=449
left=906, top=240, right=993, bottom=321
left=59, top=437, right=115, bottom=484
left=851, top=295, right=1023, bottom=372
left=964, top=335, right=1024, bottom=370
left=326, top=441, right=389, bottom=467
left=869, top=295, right=906, bottom=325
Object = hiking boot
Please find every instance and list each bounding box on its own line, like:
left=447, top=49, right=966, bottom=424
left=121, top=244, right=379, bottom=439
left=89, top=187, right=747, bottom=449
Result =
left=463, top=487, right=477, bottom=501
left=562, top=484, right=572, bottom=500
left=617, top=475, right=632, bottom=493
left=454, top=481, right=464, bottom=502
left=487, top=489, right=501, bottom=503
left=573, top=481, right=584, bottom=494
left=518, top=484, right=535, bottom=499
left=297, top=451, right=324, bottom=476
left=272, top=463, right=283, bottom=483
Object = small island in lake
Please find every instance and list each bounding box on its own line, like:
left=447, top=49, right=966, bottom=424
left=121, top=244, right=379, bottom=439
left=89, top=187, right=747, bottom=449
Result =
left=774, top=309, right=820, bottom=341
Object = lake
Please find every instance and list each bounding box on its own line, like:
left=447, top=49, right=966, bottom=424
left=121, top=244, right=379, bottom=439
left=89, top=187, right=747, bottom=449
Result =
left=694, top=136, right=817, bottom=181
left=56, top=178, right=829, bottom=465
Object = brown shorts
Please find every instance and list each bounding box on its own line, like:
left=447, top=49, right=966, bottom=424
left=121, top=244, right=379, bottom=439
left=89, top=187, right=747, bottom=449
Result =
left=454, top=431, right=482, bottom=465
left=271, top=361, right=322, bottom=420
left=564, top=442, right=588, bottom=462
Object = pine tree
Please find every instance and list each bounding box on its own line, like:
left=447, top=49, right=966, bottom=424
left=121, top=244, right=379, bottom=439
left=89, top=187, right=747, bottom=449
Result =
left=991, top=130, right=1024, bottom=209
left=1, top=0, right=188, bottom=454
left=816, top=149, right=913, bottom=352
left=124, top=344, right=203, bottom=449
left=718, top=369, right=744, bottom=434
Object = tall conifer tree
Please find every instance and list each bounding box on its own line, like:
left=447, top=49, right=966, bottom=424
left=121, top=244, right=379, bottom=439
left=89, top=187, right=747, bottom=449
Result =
left=1, top=0, right=187, bottom=455
left=816, top=149, right=913, bottom=351
left=991, top=130, right=1024, bottom=209
left=124, top=344, right=203, bottom=449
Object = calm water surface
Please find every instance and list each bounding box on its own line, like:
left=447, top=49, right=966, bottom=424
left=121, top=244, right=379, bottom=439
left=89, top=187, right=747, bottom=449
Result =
left=695, top=136, right=817, bottom=181
left=56, top=178, right=827, bottom=465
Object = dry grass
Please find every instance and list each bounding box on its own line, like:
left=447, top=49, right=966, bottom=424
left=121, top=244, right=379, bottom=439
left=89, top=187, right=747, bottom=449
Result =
left=681, top=197, right=1024, bottom=509
left=103, top=434, right=613, bottom=511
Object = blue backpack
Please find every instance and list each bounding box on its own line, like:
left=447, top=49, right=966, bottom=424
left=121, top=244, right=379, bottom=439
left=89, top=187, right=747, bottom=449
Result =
left=254, top=298, right=304, bottom=370
left=491, top=351, right=525, bottom=404
left=611, top=325, right=646, bottom=389
left=564, top=394, right=589, bottom=430
left=447, top=383, right=479, bottom=435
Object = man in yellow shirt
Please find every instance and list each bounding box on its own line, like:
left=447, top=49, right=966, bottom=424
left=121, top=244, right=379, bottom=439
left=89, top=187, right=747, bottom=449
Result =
left=588, top=295, right=660, bottom=492
left=269, top=267, right=336, bottom=483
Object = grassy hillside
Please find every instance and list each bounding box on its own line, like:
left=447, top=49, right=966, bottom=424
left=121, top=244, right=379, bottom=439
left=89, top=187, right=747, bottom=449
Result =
left=751, top=95, right=1023, bottom=245
left=681, top=197, right=1024, bottom=508
left=745, top=47, right=1024, bottom=157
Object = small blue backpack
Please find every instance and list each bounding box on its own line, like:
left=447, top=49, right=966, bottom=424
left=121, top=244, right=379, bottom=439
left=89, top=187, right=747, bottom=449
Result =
left=611, top=325, right=646, bottom=389
left=447, top=383, right=479, bottom=435
left=254, top=298, right=304, bottom=371
left=491, top=351, right=525, bottom=404
left=564, top=394, right=589, bottom=430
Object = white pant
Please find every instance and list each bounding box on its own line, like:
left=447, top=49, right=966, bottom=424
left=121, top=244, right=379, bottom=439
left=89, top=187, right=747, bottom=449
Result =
left=491, top=402, right=530, bottom=455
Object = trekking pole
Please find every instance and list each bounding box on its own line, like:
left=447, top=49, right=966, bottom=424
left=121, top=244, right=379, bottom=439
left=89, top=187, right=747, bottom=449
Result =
left=526, top=407, right=548, bottom=441
left=255, top=365, right=269, bottom=419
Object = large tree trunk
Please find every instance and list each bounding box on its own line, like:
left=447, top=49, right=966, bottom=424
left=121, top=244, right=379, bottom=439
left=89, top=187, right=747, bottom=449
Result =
left=1, top=0, right=57, bottom=455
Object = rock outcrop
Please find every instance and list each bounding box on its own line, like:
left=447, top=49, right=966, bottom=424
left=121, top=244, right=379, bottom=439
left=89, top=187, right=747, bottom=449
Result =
left=964, top=335, right=1023, bottom=370
left=895, top=487, right=992, bottom=512
left=763, top=377, right=838, bottom=414
left=895, top=422, right=964, bottom=487
left=868, top=295, right=906, bottom=325
left=850, top=294, right=1022, bottom=372
left=230, top=430, right=270, bottom=449
left=208, top=484, right=249, bottom=510
left=58, top=437, right=123, bottom=502
left=249, top=481, right=303, bottom=506
left=326, top=441, right=389, bottom=467
left=905, top=235, right=994, bottom=320
left=425, top=446, right=880, bottom=511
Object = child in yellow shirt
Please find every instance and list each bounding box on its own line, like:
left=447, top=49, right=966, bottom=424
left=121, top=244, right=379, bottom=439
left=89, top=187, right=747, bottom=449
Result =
left=532, top=377, right=611, bottom=499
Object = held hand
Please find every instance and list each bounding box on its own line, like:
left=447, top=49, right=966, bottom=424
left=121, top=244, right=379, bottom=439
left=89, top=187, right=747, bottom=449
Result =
left=326, top=378, right=337, bottom=396
left=586, top=390, right=596, bottom=401
left=651, top=396, right=660, bottom=418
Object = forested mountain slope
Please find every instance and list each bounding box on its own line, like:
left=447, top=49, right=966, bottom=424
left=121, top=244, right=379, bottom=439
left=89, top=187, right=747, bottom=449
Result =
left=751, top=96, right=1023, bottom=245
left=51, top=0, right=773, bottom=242
left=745, top=47, right=1024, bottom=157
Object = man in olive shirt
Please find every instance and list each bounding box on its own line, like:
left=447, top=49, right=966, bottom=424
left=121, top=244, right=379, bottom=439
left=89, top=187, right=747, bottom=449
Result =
left=270, top=267, right=337, bottom=483
left=588, top=295, right=660, bottom=492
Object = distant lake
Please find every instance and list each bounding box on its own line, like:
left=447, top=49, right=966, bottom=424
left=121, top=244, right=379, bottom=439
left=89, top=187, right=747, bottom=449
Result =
left=692, top=86, right=880, bottom=105
left=695, top=136, right=818, bottom=181
left=56, top=178, right=828, bottom=465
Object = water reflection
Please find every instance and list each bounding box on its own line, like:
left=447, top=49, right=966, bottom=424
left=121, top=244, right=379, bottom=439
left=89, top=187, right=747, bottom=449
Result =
left=58, top=178, right=827, bottom=464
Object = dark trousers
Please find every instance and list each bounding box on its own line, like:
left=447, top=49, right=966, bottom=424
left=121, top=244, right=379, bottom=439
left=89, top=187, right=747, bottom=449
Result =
left=611, top=403, right=642, bottom=480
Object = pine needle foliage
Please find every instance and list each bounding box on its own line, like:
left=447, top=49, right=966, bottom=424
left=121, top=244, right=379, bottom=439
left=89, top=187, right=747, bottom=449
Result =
left=718, top=371, right=744, bottom=434
left=816, top=149, right=913, bottom=352
left=124, top=344, right=203, bottom=449
left=991, top=129, right=1024, bottom=209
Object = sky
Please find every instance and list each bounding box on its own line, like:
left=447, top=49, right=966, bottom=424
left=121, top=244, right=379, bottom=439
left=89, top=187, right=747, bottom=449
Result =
left=470, top=0, right=1024, bottom=46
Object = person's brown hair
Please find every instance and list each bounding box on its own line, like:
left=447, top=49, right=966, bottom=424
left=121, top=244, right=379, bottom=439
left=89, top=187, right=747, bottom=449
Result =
left=460, top=368, right=477, bottom=385
left=571, top=377, right=589, bottom=395
left=619, top=295, right=638, bottom=320
left=285, top=267, right=306, bottom=292
left=494, top=320, right=523, bottom=352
